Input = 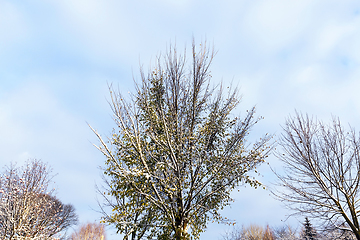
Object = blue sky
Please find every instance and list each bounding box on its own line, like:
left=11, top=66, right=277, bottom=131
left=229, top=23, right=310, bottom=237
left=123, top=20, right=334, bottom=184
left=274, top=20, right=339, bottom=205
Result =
left=1, top=0, right=360, bottom=239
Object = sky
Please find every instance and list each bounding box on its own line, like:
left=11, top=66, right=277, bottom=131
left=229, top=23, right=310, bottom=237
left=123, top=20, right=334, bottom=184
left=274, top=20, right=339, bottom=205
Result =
left=1, top=0, right=360, bottom=239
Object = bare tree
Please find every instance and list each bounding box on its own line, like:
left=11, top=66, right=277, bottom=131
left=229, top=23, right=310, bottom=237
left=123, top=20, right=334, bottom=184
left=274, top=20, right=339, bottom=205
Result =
left=221, top=224, right=275, bottom=240
left=241, top=225, right=266, bottom=240
left=69, top=222, right=106, bottom=240
left=273, top=113, right=360, bottom=239
left=322, top=226, right=356, bottom=240
left=0, top=159, right=78, bottom=240
left=91, top=40, right=271, bottom=240
left=263, top=225, right=276, bottom=240
left=272, top=225, right=299, bottom=240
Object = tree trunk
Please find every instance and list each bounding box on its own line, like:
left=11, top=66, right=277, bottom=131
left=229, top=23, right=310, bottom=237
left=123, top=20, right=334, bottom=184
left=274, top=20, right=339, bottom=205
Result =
left=174, top=214, right=189, bottom=240
left=355, top=231, right=360, bottom=240
left=174, top=227, right=189, bottom=240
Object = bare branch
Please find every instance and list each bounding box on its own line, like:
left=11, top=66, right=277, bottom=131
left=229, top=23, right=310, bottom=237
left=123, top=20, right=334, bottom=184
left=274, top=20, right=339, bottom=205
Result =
left=273, top=112, right=360, bottom=239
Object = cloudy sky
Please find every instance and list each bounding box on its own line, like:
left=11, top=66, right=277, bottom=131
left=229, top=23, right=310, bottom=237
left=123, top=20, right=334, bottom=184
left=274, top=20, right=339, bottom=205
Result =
left=1, top=0, right=360, bottom=239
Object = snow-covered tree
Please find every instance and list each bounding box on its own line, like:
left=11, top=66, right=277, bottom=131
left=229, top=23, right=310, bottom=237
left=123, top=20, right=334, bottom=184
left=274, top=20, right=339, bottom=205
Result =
left=301, top=218, right=317, bottom=240
left=272, top=225, right=299, bottom=240
left=0, top=159, right=78, bottom=240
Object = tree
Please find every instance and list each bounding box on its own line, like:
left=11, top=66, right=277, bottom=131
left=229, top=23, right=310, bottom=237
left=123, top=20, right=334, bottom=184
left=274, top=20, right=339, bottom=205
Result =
left=92, top=41, right=271, bottom=240
left=221, top=224, right=275, bottom=240
left=301, top=218, right=317, bottom=240
left=0, top=159, right=78, bottom=240
left=272, top=225, right=298, bottom=240
left=263, top=225, right=275, bottom=240
left=273, top=113, right=360, bottom=239
left=322, top=225, right=356, bottom=240
left=69, top=222, right=106, bottom=240
left=239, top=224, right=264, bottom=240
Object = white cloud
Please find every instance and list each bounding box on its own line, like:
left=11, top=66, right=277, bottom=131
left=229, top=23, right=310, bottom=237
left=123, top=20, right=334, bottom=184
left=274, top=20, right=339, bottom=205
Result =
left=0, top=1, right=29, bottom=53
left=315, top=22, right=356, bottom=57
left=294, top=65, right=323, bottom=84
left=50, top=0, right=166, bottom=65
left=242, top=0, right=315, bottom=52
left=154, top=0, right=192, bottom=8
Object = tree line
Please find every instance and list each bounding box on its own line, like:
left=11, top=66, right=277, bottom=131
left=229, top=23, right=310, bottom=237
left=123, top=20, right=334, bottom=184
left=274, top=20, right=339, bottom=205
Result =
left=222, top=217, right=356, bottom=239
left=2, top=40, right=360, bottom=239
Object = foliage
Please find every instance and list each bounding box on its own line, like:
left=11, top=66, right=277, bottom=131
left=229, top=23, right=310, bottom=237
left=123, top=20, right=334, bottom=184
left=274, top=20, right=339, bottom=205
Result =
left=273, top=113, right=360, bottom=239
left=92, top=41, right=271, bottom=240
left=0, top=159, right=78, bottom=240
left=69, top=222, right=106, bottom=240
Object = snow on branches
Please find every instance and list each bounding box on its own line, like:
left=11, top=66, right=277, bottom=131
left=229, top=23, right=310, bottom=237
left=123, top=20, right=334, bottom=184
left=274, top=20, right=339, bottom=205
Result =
left=0, top=159, right=78, bottom=240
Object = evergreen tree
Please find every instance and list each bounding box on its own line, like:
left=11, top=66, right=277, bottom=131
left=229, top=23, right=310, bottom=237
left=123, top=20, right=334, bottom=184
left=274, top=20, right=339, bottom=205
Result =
left=302, top=217, right=317, bottom=240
